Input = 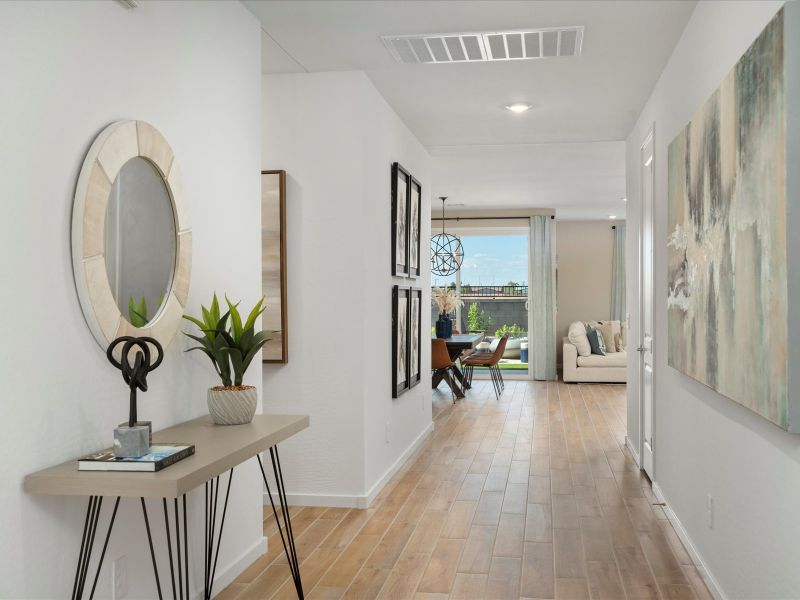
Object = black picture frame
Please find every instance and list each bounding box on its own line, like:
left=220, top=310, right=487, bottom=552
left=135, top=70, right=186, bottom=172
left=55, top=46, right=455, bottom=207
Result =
left=408, top=287, right=422, bottom=388
left=408, top=177, right=422, bottom=278
left=391, top=162, right=411, bottom=277
left=392, top=286, right=411, bottom=398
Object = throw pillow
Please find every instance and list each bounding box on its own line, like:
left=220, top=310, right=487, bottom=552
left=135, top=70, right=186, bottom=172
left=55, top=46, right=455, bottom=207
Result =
left=585, top=325, right=605, bottom=356
left=596, top=322, right=616, bottom=353
left=567, top=321, right=591, bottom=357
left=609, top=320, right=622, bottom=351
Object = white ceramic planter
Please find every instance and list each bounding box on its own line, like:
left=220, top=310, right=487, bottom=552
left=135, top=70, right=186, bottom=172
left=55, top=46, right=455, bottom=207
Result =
left=490, top=337, right=522, bottom=358
left=207, top=385, right=257, bottom=425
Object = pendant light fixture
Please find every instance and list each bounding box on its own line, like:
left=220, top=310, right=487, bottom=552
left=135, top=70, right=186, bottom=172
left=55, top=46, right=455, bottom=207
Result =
left=431, top=196, right=464, bottom=276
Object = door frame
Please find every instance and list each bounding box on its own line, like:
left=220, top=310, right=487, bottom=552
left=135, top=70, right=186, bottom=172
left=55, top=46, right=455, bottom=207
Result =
left=638, top=124, right=656, bottom=478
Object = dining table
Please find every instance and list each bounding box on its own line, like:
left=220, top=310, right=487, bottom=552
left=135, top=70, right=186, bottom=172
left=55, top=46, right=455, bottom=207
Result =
left=431, top=333, right=484, bottom=399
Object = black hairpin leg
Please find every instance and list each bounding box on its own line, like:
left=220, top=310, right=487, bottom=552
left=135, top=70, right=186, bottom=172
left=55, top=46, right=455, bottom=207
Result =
left=204, top=469, right=234, bottom=599
left=72, top=496, right=120, bottom=600
left=140, top=499, right=163, bottom=600
left=162, top=496, right=190, bottom=600
left=258, top=448, right=304, bottom=599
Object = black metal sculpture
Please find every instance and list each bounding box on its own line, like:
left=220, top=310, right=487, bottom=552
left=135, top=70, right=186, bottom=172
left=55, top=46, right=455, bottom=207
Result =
left=106, top=336, right=164, bottom=427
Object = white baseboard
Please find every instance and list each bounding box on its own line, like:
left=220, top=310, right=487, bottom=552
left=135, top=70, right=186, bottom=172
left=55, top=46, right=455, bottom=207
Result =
left=200, top=535, right=266, bottom=599
left=625, top=435, right=641, bottom=467
left=651, top=482, right=726, bottom=600
left=262, top=421, right=434, bottom=510
left=263, top=491, right=362, bottom=508
left=362, top=420, right=434, bottom=508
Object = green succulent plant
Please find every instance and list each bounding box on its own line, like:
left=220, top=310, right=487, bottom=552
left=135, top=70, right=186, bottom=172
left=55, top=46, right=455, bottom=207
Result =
left=183, top=293, right=270, bottom=387
left=128, top=293, right=165, bottom=327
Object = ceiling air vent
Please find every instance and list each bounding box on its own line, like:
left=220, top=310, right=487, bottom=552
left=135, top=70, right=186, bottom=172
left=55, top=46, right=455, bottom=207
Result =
left=382, top=26, right=584, bottom=64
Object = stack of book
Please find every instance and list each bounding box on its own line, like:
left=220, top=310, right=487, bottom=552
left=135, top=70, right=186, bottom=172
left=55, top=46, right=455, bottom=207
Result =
left=78, top=443, right=194, bottom=472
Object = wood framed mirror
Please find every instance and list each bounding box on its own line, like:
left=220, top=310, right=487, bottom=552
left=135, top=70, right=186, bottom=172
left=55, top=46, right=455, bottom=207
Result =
left=71, top=120, right=192, bottom=350
left=261, top=170, right=287, bottom=363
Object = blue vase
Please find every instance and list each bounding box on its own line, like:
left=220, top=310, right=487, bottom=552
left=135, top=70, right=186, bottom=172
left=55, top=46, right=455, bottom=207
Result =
left=435, top=314, right=452, bottom=338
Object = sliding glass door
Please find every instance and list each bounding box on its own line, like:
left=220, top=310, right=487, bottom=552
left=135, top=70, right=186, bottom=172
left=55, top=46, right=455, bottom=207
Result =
left=432, top=230, right=530, bottom=379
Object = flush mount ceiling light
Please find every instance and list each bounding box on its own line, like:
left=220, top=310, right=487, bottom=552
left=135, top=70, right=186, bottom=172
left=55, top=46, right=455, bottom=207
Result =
left=431, top=197, right=464, bottom=276
left=505, top=103, right=532, bottom=113
left=382, top=26, right=584, bottom=65
left=609, top=215, right=617, bottom=220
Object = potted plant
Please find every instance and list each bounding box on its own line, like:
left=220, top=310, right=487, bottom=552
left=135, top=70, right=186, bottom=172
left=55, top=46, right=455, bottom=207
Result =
left=431, top=286, right=464, bottom=338
left=183, top=294, right=270, bottom=425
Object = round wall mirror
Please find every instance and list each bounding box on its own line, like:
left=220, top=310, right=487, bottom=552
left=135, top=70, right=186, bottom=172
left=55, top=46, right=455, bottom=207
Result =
left=72, top=120, right=192, bottom=350
left=105, top=157, right=176, bottom=326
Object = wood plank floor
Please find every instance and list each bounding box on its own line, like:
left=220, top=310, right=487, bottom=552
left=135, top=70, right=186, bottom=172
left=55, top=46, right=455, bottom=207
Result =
left=219, top=380, right=712, bottom=600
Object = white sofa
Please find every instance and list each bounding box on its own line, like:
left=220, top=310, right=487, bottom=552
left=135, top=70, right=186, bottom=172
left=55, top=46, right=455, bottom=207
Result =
left=562, top=320, right=628, bottom=383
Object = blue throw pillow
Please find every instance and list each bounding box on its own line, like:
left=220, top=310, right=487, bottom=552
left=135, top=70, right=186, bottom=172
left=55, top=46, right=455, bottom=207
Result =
left=586, top=325, right=605, bottom=356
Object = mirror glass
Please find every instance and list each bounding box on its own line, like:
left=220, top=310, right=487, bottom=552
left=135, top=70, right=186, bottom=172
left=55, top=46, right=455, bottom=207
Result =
left=104, top=157, right=176, bottom=327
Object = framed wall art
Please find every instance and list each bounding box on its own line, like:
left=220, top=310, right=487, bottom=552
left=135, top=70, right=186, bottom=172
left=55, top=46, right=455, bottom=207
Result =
left=409, top=287, right=422, bottom=388
left=667, top=7, right=800, bottom=430
left=261, top=170, right=288, bottom=363
left=391, top=163, right=410, bottom=277
left=392, top=286, right=410, bottom=397
left=408, top=177, right=422, bottom=278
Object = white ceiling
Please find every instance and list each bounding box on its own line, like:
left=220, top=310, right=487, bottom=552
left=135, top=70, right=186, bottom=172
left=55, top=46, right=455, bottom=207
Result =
left=245, top=0, right=695, bottom=219
left=431, top=141, right=626, bottom=220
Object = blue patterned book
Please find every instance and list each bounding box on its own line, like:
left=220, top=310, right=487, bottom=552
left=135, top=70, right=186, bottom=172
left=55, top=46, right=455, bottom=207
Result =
left=78, top=444, right=194, bottom=472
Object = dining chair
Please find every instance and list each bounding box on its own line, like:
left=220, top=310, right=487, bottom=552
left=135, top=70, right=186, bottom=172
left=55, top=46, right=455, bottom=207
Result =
left=461, top=334, right=509, bottom=399
left=431, top=338, right=462, bottom=403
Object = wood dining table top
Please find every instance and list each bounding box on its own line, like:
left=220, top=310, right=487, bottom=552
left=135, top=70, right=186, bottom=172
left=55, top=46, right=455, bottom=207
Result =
left=433, top=333, right=484, bottom=350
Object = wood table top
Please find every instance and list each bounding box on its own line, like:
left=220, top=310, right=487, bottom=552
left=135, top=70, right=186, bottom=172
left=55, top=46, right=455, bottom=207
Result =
left=434, top=333, right=484, bottom=349
left=23, top=414, right=309, bottom=499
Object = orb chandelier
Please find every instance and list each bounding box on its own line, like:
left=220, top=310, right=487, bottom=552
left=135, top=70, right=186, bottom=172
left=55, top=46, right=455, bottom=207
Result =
left=431, top=196, right=464, bottom=276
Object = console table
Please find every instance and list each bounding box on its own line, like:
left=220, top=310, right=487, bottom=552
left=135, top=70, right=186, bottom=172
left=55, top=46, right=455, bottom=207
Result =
left=24, top=414, right=309, bottom=600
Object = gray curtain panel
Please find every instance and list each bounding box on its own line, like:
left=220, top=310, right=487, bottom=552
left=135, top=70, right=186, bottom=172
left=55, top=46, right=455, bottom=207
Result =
left=611, top=223, right=626, bottom=322
left=529, top=216, right=557, bottom=380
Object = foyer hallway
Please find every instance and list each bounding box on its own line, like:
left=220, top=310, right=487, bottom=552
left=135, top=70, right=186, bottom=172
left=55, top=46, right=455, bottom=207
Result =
left=221, top=381, right=712, bottom=599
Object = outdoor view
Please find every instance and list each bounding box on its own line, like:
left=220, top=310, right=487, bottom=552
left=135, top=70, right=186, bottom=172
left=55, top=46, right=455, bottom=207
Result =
left=432, top=234, right=529, bottom=375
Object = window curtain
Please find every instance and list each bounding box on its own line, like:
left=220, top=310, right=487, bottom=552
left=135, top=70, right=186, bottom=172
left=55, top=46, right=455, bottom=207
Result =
left=611, top=224, right=626, bottom=322
left=529, top=216, right=557, bottom=381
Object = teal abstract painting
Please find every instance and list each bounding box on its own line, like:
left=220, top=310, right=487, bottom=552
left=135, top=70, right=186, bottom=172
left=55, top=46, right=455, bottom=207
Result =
left=667, top=9, right=788, bottom=428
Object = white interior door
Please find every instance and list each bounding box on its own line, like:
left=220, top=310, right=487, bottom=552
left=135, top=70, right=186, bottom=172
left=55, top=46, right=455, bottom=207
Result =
left=639, top=127, right=655, bottom=478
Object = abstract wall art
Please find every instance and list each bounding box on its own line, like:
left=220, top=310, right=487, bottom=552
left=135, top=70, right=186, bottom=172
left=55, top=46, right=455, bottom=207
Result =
left=261, top=170, right=288, bottom=363
left=409, top=178, right=422, bottom=278
left=391, top=163, right=410, bottom=277
left=392, top=162, right=422, bottom=279
left=392, top=286, right=410, bottom=398
left=667, top=8, right=791, bottom=428
left=409, top=287, right=422, bottom=388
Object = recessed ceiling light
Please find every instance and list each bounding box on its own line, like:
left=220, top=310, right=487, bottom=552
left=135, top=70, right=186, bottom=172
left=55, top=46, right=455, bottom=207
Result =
left=609, top=215, right=617, bottom=220
left=505, top=103, right=532, bottom=113
left=621, top=197, right=627, bottom=202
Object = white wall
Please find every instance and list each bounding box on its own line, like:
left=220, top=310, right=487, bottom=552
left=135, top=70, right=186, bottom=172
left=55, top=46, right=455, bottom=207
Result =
left=262, top=71, right=432, bottom=507
left=0, top=2, right=263, bottom=597
left=555, top=220, right=617, bottom=363
left=625, top=2, right=800, bottom=597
